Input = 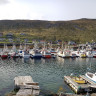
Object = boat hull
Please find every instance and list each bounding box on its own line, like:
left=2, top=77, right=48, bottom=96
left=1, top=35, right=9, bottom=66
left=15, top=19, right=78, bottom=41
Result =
left=23, top=55, right=30, bottom=59
left=33, top=56, right=42, bottom=59
left=93, top=56, right=96, bottom=58
left=43, top=55, right=51, bottom=58
left=1, top=55, right=8, bottom=59
left=85, top=72, right=96, bottom=83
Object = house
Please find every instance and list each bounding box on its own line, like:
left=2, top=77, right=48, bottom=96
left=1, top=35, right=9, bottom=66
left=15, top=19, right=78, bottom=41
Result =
left=8, top=38, right=13, bottom=42
left=24, top=39, right=28, bottom=42
left=16, top=38, right=20, bottom=42
left=0, top=33, right=3, bottom=37
left=20, top=33, right=26, bottom=36
left=39, top=40, right=45, bottom=44
left=0, top=38, right=5, bottom=41
left=68, top=41, right=76, bottom=45
left=57, top=40, right=62, bottom=45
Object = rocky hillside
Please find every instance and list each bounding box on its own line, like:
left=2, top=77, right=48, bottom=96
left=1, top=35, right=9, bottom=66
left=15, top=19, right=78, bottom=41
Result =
left=0, top=18, right=96, bottom=43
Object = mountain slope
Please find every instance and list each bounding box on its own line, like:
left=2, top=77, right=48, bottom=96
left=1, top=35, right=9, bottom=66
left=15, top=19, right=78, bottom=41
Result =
left=0, top=19, right=96, bottom=43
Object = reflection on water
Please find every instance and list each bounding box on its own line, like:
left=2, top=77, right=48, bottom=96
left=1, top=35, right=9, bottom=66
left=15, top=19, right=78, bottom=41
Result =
left=0, top=57, right=96, bottom=95
left=22, top=58, right=30, bottom=63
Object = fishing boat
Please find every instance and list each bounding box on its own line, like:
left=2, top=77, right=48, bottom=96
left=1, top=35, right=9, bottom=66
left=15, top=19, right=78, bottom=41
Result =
left=79, top=50, right=86, bottom=58
left=41, top=42, right=51, bottom=58
left=8, top=50, right=19, bottom=58
left=80, top=53, right=86, bottom=58
left=57, top=49, right=70, bottom=58
left=57, top=44, right=70, bottom=58
left=50, top=48, right=57, bottom=58
left=29, top=42, right=42, bottom=59
left=8, top=44, right=19, bottom=58
left=72, top=76, right=86, bottom=84
left=92, top=51, right=96, bottom=58
left=18, top=44, right=23, bottom=58
left=29, top=49, right=42, bottom=59
left=41, top=49, right=51, bottom=58
left=18, top=50, right=23, bottom=58
left=85, top=72, right=96, bottom=83
left=21, top=43, right=30, bottom=59
left=86, top=51, right=93, bottom=58
left=1, top=53, right=8, bottom=59
left=22, top=51, right=30, bottom=59
left=79, top=48, right=87, bottom=58
left=49, top=43, right=57, bottom=58
left=1, top=44, right=9, bottom=59
left=70, top=51, right=77, bottom=58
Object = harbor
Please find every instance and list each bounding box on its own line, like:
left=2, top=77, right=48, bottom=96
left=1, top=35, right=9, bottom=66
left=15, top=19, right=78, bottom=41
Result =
left=0, top=0, right=96, bottom=95
left=0, top=41, right=96, bottom=59
left=0, top=57, right=96, bottom=96
left=1, top=41, right=96, bottom=96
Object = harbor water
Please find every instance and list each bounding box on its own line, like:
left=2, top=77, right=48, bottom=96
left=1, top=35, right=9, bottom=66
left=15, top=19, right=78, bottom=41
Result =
left=0, top=57, right=96, bottom=96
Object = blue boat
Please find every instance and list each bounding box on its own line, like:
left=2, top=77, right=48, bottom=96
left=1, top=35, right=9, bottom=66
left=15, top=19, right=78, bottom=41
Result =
left=30, top=49, right=42, bottom=59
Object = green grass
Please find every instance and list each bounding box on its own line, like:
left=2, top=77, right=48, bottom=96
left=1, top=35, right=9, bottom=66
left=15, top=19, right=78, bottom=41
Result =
left=0, top=19, right=96, bottom=43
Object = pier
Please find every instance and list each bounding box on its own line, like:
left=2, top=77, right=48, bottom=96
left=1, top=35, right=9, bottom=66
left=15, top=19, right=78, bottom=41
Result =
left=64, top=75, right=96, bottom=94
left=14, top=76, right=40, bottom=96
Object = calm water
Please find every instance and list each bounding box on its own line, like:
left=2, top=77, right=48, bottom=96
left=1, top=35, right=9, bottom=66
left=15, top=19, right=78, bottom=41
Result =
left=0, top=57, right=96, bottom=96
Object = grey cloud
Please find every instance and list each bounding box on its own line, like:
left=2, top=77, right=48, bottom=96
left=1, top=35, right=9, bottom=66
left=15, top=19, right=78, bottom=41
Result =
left=0, top=0, right=10, bottom=5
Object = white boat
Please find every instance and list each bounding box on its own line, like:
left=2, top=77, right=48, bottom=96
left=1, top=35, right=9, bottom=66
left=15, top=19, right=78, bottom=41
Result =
left=85, top=72, right=96, bottom=83
left=92, top=51, right=96, bottom=58
left=57, top=49, right=70, bottom=58
left=50, top=48, right=57, bottom=58
left=8, top=45, right=19, bottom=58
left=18, top=50, right=23, bottom=57
left=18, top=44, right=23, bottom=57
left=86, top=51, right=93, bottom=58
left=22, top=51, right=30, bottom=59
left=70, top=51, right=77, bottom=58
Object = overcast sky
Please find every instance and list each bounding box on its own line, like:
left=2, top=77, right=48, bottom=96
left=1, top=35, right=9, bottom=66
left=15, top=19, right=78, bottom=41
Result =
left=0, top=0, right=96, bottom=21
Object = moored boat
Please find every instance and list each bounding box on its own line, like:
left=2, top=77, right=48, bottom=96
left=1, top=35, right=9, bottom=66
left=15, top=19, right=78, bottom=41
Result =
left=70, top=51, right=77, bottom=58
left=79, top=51, right=86, bottom=58
left=92, top=51, right=96, bottom=58
left=57, top=49, right=70, bottom=58
left=41, top=49, right=51, bottom=58
left=86, top=51, right=93, bottom=58
left=50, top=48, right=57, bottom=58
left=22, top=51, right=30, bottom=59
left=1, top=44, right=9, bottom=59
left=1, top=54, right=8, bottom=59
left=85, top=72, right=96, bottom=83
left=8, top=44, right=19, bottom=58
left=72, top=76, right=86, bottom=84
left=30, top=49, right=42, bottom=59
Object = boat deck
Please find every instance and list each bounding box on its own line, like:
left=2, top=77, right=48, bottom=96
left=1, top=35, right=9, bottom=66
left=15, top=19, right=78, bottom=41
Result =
left=80, top=75, right=96, bottom=85
left=64, top=75, right=96, bottom=94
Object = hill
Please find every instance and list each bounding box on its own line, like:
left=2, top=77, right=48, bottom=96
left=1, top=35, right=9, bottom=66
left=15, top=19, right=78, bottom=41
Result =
left=0, top=18, right=96, bottom=43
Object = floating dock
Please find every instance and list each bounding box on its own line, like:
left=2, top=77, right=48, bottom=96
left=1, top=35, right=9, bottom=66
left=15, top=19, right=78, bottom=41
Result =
left=14, top=76, right=40, bottom=96
left=64, top=75, right=96, bottom=94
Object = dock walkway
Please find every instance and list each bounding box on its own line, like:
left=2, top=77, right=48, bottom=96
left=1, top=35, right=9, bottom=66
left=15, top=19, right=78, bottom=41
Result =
left=14, top=76, right=40, bottom=96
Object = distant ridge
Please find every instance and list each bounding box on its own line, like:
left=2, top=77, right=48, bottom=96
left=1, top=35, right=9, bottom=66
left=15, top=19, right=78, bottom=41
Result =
left=0, top=18, right=96, bottom=43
